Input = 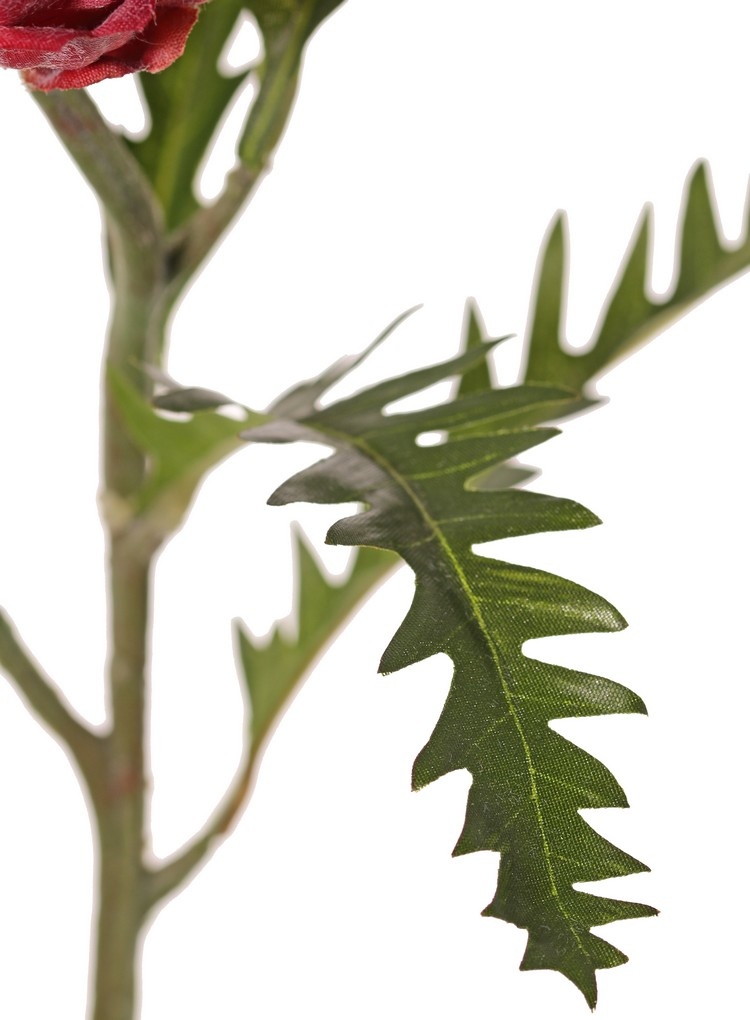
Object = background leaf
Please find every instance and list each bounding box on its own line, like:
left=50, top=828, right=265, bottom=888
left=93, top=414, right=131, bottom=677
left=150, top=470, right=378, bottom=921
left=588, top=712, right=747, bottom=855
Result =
left=236, top=529, right=397, bottom=753
left=522, top=161, right=750, bottom=390
left=128, top=0, right=348, bottom=229
left=128, top=0, right=250, bottom=228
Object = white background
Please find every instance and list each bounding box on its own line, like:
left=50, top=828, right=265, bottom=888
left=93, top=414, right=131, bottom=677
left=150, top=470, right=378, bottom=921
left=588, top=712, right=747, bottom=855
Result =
left=0, top=1, right=748, bottom=1017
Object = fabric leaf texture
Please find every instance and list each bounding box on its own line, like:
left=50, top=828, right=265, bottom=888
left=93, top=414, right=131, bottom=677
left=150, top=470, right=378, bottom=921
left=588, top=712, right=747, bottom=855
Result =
left=243, top=333, right=657, bottom=1007
left=0, top=0, right=208, bottom=90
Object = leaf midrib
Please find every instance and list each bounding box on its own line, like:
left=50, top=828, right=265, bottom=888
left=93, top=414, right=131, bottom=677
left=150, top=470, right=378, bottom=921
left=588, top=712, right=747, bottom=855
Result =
left=321, top=418, right=589, bottom=955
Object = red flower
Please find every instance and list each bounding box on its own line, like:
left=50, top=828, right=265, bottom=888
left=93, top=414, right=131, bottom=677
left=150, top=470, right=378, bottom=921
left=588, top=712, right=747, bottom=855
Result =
left=0, top=0, right=207, bottom=90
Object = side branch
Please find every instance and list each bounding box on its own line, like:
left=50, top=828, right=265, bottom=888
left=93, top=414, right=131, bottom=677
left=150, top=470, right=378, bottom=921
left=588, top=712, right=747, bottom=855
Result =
left=32, top=90, right=164, bottom=255
left=143, top=743, right=258, bottom=911
left=165, top=162, right=260, bottom=294
left=143, top=540, right=398, bottom=911
left=0, top=608, right=105, bottom=785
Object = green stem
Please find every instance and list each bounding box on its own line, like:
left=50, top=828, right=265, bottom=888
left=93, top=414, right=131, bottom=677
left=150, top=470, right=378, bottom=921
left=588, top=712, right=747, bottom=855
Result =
left=90, top=241, right=163, bottom=1020
left=0, top=610, right=105, bottom=791
left=16, top=8, right=370, bottom=1019
left=90, top=540, right=152, bottom=1020
left=31, top=91, right=163, bottom=254
left=33, top=87, right=168, bottom=1020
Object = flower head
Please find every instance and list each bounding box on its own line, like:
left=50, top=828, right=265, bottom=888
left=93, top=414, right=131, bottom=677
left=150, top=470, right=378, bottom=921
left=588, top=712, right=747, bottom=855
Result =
left=0, top=0, right=207, bottom=90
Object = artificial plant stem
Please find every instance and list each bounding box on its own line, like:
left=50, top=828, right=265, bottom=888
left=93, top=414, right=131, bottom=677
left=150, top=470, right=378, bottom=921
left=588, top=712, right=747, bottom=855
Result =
left=143, top=746, right=258, bottom=910
left=29, top=69, right=301, bottom=1017
left=31, top=90, right=163, bottom=254
left=103, top=215, right=168, bottom=501
left=90, top=244, right=162, bottom=1020
left=32, top=87, right=165, bottom=1020
left=32, top=88, right=168, bottom=500
left=24, top=13, right=386, bottom=1013
left=0, top=610, right=105, bottom=788
left=90, top=540, right=151, bottom=1020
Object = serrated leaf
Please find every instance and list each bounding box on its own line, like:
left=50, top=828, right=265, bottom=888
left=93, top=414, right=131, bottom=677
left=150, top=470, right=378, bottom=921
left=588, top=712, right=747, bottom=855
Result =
left=128, top=0, right=250, bottom=229
left=242, top=333, right=655, bottom=1006
left=236, top=529, right=397, bottom=751
left=271, top=306, right=421, bottom=418
left=453, top=299, right=540, bottom=490
left=108, top=367, right=262, bottom=536
left=523, top=160, right=750, bottom=390
left=128, top=0, right=348, bottom=229
left=454, top=298, right=498, bottom=399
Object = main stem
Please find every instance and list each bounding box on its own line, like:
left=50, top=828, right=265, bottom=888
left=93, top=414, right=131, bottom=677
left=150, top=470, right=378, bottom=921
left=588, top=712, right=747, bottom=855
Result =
left=90, top=219, right=166, bottom=1020
left=92, top=549, right=150, bottom=1020
left=27, top=11, right=353, bottom=1015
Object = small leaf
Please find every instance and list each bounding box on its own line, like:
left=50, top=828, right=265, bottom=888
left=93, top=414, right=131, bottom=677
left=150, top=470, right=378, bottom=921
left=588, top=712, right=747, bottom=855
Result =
left=108, top=367, right=262, bottom=536
left=236, top=529, right=397, bottom=751
left=270, top=306, right=421, bottom=417
left=153, top=386, right=238, bottom=413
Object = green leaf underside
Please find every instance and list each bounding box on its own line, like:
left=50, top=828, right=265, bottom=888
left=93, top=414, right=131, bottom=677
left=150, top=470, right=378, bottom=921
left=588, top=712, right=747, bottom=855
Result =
left=236, top=531, right=398, bottom=753
left=153, top=386, right=238, bottom=413
left=523, top=160, right=750, bottom=391
left=243, top=339, right=655, bottom=1007
left=112, top=359, right=398, bottom=749
left=108, top=367, right=262, bottom=530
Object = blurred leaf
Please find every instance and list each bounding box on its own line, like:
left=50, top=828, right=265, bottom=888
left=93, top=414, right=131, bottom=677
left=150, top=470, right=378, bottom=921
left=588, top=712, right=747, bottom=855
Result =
left=108, top=367, right=262, bottom=536
left=128, top=0, right=250, bottom=228
left=243, top=329, right=654, bottom=1006
left=128, top=0, right=348, bottom=230
left=248, top=0, right=346, bottom=33
left=523, top=160, right=750, bottom=390
left=270, top=305, right=421, bottom=417
left=454, top=298, right=498, bottom=398
left=237, top=530, right=397, bottom=752
left=153, top=386, right=238, bottom=413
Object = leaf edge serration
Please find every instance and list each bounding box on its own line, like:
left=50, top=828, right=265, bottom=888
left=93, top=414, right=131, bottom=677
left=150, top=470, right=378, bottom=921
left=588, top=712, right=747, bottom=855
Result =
left=243, top=327, right=656, bottom=1009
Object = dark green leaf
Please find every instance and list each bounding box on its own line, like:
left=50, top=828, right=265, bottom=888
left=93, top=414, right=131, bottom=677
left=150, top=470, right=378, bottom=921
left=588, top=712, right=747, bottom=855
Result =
left=452, top=300, right=542, bottom=489
left=454, top=298, right=498, bottom=398
left=243, top=330, right=655, bottom=1006
left=523, top=160, right=750, bottom=390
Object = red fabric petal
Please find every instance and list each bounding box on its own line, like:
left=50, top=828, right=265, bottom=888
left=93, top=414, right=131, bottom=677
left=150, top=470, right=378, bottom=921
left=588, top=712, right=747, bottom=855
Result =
left=1, top=25, right=130, bottom=69
left=0, top=0, right=47, bottom=24
left=1, top=0, right=206, bottom=88
left=91, top=0, right=154, bottom=37
left=128, top=4, right=197, bottom=72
